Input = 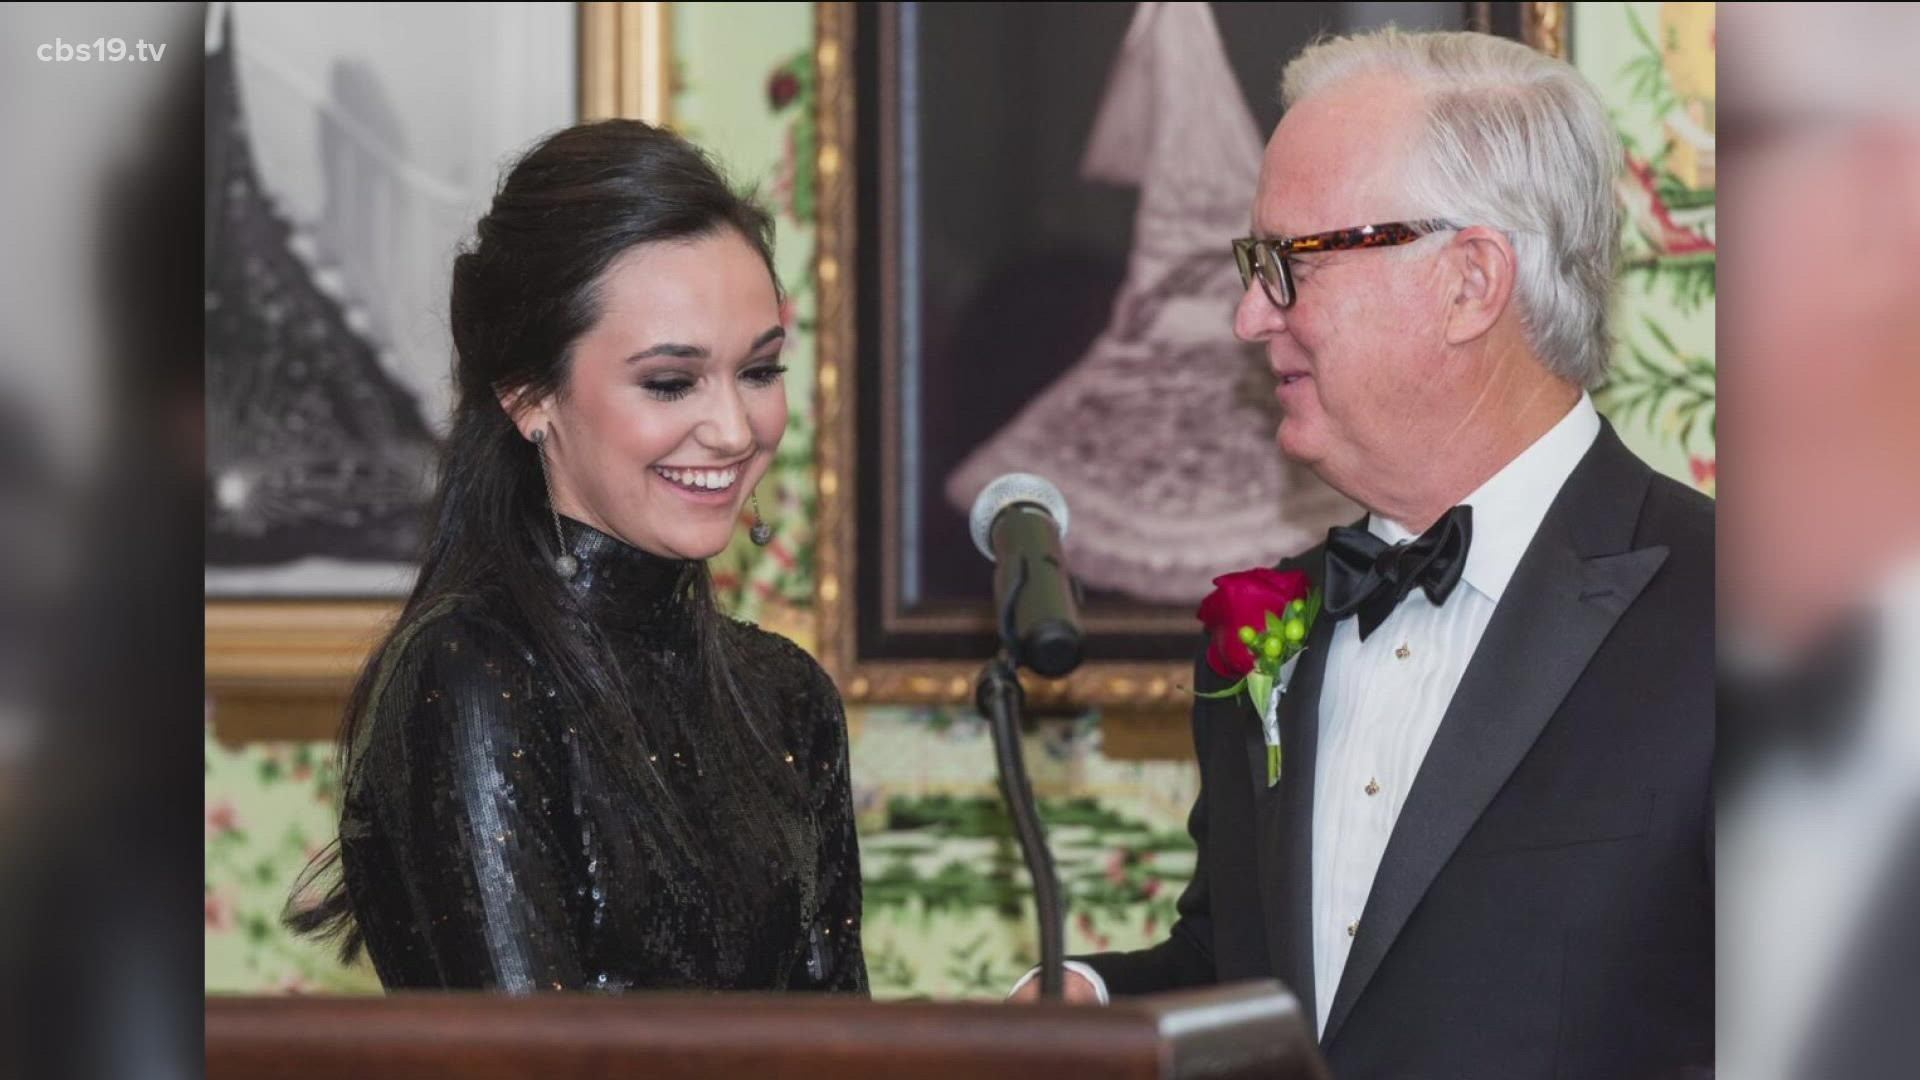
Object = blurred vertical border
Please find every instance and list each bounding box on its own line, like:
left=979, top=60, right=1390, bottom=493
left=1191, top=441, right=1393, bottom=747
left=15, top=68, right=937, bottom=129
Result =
left=0, top=4, right=206, bottom=1079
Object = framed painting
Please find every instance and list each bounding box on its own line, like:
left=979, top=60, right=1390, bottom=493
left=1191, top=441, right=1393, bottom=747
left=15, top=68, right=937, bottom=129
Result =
left=204, top=2, right=670, bottom=739
left=812, top=1, right=1567, bottom=708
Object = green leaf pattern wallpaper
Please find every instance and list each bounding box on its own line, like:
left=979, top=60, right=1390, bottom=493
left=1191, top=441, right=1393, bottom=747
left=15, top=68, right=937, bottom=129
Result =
left=1582, top=1, right=1717, bottom=494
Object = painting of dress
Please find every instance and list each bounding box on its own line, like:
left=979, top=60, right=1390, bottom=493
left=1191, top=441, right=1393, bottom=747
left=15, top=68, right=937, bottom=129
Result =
left=823, top=1, right=1503, bottom=696
left=942, top=2, right=1358, bottom=605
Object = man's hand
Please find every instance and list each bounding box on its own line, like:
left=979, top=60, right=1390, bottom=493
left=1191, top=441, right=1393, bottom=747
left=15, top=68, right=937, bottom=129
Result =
left=1005, top=968, right=1104, bottom=1003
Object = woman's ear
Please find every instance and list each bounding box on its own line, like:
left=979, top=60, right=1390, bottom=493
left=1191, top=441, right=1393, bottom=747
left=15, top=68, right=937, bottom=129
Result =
left=497, top=385, right=552, bottom=441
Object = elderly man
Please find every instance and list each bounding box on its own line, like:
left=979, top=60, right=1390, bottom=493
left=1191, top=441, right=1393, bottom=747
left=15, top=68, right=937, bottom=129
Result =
left=1011, top=27, right=1712, bottom=1079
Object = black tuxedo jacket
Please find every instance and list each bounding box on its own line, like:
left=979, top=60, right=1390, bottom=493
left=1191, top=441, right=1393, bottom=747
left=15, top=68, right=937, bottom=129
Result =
left=1081, top=422, right=1714, bottom=1079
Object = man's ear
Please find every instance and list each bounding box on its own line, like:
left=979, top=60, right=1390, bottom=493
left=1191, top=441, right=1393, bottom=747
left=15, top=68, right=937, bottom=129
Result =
left=1442, top=225, right=1519, bottom=347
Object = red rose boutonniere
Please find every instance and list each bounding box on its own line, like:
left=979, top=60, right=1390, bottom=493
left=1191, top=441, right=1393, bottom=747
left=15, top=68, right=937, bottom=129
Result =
left=1194, top=568, right=1321, bottom=786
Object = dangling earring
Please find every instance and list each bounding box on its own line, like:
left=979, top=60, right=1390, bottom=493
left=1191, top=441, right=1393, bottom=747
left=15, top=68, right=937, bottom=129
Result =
left=749, top=490, right=774, bottom=547
left=530, top=428, right=579, bottom=579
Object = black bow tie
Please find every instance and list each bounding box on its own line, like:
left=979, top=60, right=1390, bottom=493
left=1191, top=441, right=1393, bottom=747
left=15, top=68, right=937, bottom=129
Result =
left=1324, top=506, right=1473, bottom=640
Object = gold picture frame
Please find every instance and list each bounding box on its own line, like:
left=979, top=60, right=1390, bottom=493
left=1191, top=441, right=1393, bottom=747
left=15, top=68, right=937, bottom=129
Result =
left=809, top=2, right=1567, bottom=708
left=206, top=3, right=672, bottom=744
left=581, top=1, right=674, bottom=125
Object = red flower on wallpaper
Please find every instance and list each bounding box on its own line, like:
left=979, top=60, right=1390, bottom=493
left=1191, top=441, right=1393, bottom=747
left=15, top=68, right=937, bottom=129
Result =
left=1621, top=153, right=1714, bottom=257
left=767, top=70, right=800, bottom=110
left=206, top=801, right=239, bottom=839
left=1690, top=456, right=1717, bottom=488
left=205, top=890, right=233, bottom=932
left=1074, top=911, right=1111, bottom=951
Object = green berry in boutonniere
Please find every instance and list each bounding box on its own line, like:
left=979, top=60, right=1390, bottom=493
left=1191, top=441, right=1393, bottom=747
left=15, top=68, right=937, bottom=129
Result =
left=1193, top=568, right=1322, bottom=786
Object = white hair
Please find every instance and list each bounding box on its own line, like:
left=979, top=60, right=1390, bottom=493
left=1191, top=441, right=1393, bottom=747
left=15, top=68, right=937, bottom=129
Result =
left=1281, top=28, right=1622, bottom=387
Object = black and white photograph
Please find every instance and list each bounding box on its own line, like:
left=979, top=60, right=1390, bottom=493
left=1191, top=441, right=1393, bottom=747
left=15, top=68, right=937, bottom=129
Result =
left=204, top=2, right=576, bottom=596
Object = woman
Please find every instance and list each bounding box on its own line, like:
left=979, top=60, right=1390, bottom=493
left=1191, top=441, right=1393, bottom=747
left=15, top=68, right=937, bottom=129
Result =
left=287, top=120, right=866, bottom=994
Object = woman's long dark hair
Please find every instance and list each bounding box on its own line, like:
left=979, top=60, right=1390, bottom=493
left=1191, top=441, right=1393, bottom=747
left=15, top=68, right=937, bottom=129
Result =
left=285, top=120, right=809, bottom=961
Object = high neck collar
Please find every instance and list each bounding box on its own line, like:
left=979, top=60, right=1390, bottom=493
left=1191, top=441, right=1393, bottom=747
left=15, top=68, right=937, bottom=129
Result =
left=556, top=514, right=699, bottom=634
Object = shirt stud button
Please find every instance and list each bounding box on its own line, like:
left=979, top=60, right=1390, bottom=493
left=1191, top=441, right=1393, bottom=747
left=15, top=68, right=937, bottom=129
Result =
left=1347, top=920, right=1359, bottom=938
left=1365, top=778, right=1380, bottom=796
left=1395, top=643, right=1411, bottom=660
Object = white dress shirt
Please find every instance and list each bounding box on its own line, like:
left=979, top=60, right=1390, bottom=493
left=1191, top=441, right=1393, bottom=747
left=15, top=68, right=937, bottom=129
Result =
left=1309, top=393, right=1599, bottom=1035
left=1012, top=394, right=1601, bottom=1017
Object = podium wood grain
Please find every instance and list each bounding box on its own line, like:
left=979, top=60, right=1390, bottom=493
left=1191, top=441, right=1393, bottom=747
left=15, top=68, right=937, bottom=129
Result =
left=206, top=982, right=1328, bottom=1080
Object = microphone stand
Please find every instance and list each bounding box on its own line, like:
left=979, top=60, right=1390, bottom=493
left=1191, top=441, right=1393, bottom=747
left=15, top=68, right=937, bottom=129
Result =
left=977, top=565, right=1067, bottom=1000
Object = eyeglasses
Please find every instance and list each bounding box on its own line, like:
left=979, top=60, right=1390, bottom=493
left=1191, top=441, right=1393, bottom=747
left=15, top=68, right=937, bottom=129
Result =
left=1232, top=219, right=1458, bottom=309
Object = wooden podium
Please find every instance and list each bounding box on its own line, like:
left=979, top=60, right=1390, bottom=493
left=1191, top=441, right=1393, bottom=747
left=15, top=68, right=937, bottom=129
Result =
left=206, top=980, right=1330, bottom=1079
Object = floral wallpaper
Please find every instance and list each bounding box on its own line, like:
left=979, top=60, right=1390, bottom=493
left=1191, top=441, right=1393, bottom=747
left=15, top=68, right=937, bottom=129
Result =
left=205, top=732, right=379, bottom=993
left=203, top=712, right=1199, bottom=998
left=1582, top=2, right=1718, bottom=495
left=206, top=2, right=1714, bottom=998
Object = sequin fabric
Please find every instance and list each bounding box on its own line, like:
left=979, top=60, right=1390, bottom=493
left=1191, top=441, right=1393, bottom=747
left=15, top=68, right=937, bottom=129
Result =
left=337, top=516, right=867, bottom=994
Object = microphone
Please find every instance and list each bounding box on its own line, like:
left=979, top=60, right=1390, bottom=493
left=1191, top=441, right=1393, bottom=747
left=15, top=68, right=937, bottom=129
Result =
left=968, top=473, right=1084, bottom=678
left=967, top=474, right=1077, bottom=1000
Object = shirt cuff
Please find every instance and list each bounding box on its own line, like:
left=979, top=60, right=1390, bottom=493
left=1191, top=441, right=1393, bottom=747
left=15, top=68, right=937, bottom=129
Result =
left=1006, top=960, right=1111, bottom=1004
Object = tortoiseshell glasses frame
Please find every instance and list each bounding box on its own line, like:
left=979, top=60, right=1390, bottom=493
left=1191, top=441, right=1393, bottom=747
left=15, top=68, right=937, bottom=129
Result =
left=1232, top=219, right=1459, bottom=309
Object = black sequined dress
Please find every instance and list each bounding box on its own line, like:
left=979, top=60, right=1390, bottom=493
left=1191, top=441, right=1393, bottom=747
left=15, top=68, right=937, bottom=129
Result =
left=336, top=517, right=867, bottom=993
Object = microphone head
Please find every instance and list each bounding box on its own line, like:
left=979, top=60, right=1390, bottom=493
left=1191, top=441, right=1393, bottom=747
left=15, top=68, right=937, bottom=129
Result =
left=968, top=473, right=1069, bottom=561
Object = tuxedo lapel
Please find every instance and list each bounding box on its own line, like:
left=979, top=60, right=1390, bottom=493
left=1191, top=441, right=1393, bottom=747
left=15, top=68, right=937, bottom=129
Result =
left=1319, top=423, right=1670, bottom=1044
left=1264, top=612, right=1332, bottom=1025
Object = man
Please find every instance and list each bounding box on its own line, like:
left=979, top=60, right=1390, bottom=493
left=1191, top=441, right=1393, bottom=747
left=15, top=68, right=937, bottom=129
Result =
left=1011, top=28, right=1713, bottom=1079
